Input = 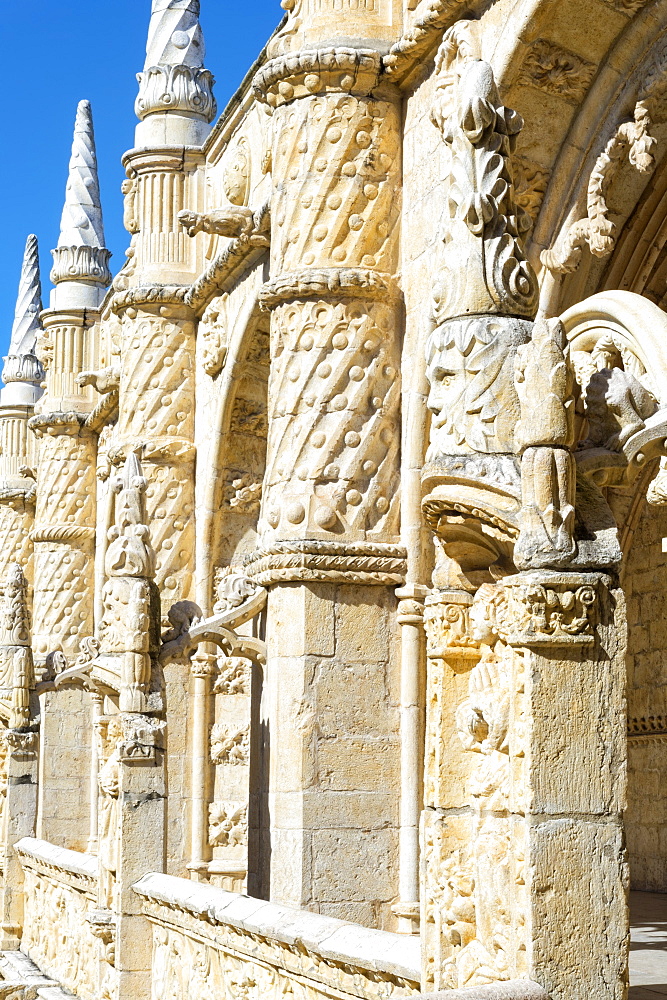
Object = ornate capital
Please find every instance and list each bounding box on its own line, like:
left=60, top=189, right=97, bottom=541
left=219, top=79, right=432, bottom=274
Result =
left=244, top=540, right=406, bottom=586
left=136, top=64, right=216, bottom=121
left=424, top=590, right=478, bottom=664
left=28, top=411, right=87, bottom=438
left=497, top=571, right=601, bottom=647
left=51, top=246, right=112, bottom=287
left=4, top=728, right=38, bottom=758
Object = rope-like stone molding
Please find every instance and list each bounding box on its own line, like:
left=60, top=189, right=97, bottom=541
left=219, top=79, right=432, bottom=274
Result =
left=111, top=285, right=191, bottom=314
left=187, top=208, right=270, bottom=314
left=85, top=389, right=119, bottom=434
left=253, top=48, right=381, bottom=108
left=30, top=525, right=96, bottom=544
left=382, top=0, right=471, bottom=84
left=245, top=540, right=407, bottom=586
left=260, top=268, right=400, bottom=309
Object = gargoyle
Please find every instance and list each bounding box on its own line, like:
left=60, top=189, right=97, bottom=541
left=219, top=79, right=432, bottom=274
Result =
left=178, top=206, right=254, bottom=239
left=77, top=366, right=121, bottom=395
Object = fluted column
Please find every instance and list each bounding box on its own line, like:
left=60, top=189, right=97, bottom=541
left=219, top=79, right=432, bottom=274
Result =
left=251, top=46, right=405, bottom=926
left=121, top=149, right=206, bottom=287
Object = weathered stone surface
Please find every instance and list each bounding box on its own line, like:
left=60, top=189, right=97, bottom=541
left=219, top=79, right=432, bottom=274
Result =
left=2, top=1, right=667, bottom=1000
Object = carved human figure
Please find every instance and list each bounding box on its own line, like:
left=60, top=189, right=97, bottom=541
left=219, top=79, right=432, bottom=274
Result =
left=98, top=716, right=122, bottom=910
left=456, top=585, right=511, bottom=810
left=513, top=318, right=577, bottom=569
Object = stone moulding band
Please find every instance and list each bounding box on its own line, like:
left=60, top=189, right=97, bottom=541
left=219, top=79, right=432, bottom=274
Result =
left=628, top=715, right=667, bottom=740
left=259, top=268, right=399, bottom=309
left=253, top=48, right=382, bottom=108
left=30, top=525, right=96, bottom=544
left=244, top=540, right=407, bottom=586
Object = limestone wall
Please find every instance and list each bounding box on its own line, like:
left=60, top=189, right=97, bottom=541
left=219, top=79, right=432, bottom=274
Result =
left=37, top=689, right=92, bottom=853
left=624, top=498, right=667, bottom=892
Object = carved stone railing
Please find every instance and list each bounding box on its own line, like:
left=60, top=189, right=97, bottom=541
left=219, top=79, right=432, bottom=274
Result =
left=15, top=838, right=99, bottom=1000
left=134, top=874, right=420, bottom=1000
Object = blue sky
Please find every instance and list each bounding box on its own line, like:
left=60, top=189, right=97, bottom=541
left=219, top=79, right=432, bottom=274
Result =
left=0, top=1, right=281, bottom=358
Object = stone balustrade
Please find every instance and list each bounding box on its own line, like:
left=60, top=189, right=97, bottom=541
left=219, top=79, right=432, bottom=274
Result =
left=15, top=838, right=99, bottom=1000
left=133, top=873, right=421, bottom=1000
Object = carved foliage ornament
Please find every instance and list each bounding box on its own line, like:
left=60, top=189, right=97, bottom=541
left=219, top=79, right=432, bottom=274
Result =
left=430, top=52, right=538, bottom=322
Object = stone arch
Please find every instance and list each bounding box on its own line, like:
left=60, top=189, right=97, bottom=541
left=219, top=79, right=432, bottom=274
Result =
left=194, top=271, right=270, bottom=616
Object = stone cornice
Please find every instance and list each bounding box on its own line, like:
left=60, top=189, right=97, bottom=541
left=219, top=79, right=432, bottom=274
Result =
left=122, top=146, right=204, bottom=175
left=15, top=837, right=98, bottom=893
left=253, top=47, right=382, bottom=108
left=260, top=268, right=399, bottom=308
left=245, top=540, right=407, bottom=586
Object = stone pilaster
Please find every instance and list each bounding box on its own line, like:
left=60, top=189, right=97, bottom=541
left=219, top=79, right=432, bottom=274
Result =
left=421, top=573, right=627, bottom=1000
left=0, top=566, right=39, bottom=948
left=251, top=43, right=405, bottom=927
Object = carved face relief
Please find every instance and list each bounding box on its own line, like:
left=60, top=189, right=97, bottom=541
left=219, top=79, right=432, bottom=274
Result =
left=425, top=317, right=531, bottom=458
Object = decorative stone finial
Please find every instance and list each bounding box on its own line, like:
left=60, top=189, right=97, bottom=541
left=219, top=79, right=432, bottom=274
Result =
left=136, top=0, right=216, bottom=123
left=51, top=101, right=112, bottom=287
left=1, top=235, right=45, bottom=406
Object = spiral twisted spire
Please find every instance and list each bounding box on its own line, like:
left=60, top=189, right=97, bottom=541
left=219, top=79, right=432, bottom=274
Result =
left=145, top=0, right=205, bottom=70
left=58, top=101, right=105, bottom=249
left=51, top=101, right=111, bottom=286
left=136, top=0, right=216, bottom=124
left=1, top=235, right=44, bottom=400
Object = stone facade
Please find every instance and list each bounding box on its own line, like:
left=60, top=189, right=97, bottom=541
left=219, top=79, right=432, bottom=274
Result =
left=1, top=1, right=667, bottom=999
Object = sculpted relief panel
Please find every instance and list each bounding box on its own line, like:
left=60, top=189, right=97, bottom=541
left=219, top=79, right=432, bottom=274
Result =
left=21, top=866, right=98, bottom=1000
